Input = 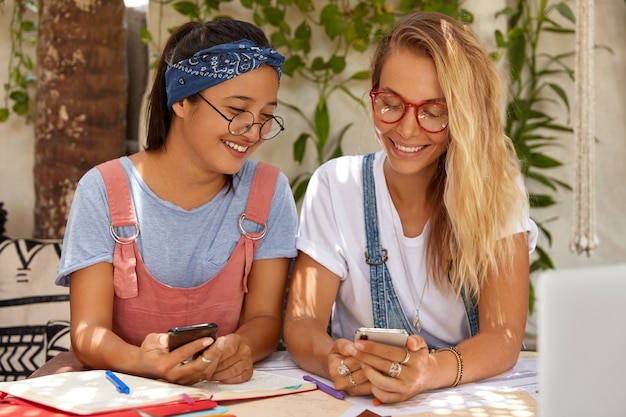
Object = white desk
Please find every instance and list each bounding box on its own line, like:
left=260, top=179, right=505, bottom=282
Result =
left=25, top=350, right=537, bottom=417
left=226, top=351, right=538, bottom=417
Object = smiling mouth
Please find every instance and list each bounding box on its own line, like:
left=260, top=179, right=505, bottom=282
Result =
left=224, top=140, right=249, bottom=153
left=393, top=140, right=426, bottom=153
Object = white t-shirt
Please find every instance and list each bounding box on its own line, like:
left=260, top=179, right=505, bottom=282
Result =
left=297, top=151, right=538, bottom=347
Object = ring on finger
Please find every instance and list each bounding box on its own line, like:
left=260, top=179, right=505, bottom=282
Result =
left=337, top=359, right=351, bottom=376
left=201, top=356, right=212, bottom=364
left=348, top=373, right=358, bottom=387
left=388, top=361, right=402, bottom=378
left=401, top=349, right=411, bottom=364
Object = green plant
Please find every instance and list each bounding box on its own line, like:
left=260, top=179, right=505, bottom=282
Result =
left=0, top=0, right=38, bottom=122
left=494, top=0, right=576, bottom=312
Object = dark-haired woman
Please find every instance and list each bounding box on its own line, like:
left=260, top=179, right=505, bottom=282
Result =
left=55, top=19, right=296, bottom=385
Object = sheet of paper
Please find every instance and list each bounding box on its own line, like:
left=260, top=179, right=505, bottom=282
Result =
left=227, top=387, right=353, bottom=417
left=194, top=370, right=316, bottom=401
left=341, top=357, right=538, bottom=417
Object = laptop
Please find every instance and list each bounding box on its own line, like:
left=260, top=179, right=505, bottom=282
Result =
left=537, top=263, right=626, bottom=417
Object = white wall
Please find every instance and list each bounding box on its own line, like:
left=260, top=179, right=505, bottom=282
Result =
left=1, top=0, right=625, bottom=273
left=0, top=1, right=36, bottom=236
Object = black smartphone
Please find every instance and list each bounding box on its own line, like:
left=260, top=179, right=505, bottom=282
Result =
left=168, top=323, right=218, bottom=358
left=354, top=327, right=409, bottom=347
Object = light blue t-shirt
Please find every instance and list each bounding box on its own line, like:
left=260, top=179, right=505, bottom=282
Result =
left=56, top=157, right=298, bottom=288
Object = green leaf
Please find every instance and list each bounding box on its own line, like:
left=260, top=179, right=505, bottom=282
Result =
left=21, top=20, right=37, bottom=32
left=311, top=56, right=326, bottom=71
left=140, top=27, right=152, bottom=44
left=556, top=3, right=576, bottom=24
left=315, top=100, right=330, bottom=151
left=507, top=28, right=526, bottom=81
left=240, top=0, right=254, bottom=9
left=12, top=101, right=29, bottom=115
left=262, top=6, right=285, bottom=26
left=328, top=55, right=346, bottom=74
left=494, top=29, right=508, bottom=48
left=293, top=133, right=310, bottom=163
left=531, top=245, right=555, bottom=271
left=292, top=177, right=311, bottom=203
left=173, top=2, right=200, bottom=19
left=204, top=0, right=223, bottom=11
left=0, top=108, right=9, bottom=123
left=529, top=193, right=556, bottom=208
left=282, top=55, right=304, bottom=77
left=293, top=0, right=314, bottom=13
left=329, top=123, right=352, bottom=160
left=547, top=83, right=570, bottom=112
left=320, top=4, right=345, bottom=39
left=529, top=152, right=562, bottom=169
left=349, top=70, right=370, bottom=80
left=9, top=90, right=28, bottom=103
left=294, top=21, right=311, bottom=40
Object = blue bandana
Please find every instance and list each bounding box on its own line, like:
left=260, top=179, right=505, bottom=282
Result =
left=165, top=39, right=285, bottom=109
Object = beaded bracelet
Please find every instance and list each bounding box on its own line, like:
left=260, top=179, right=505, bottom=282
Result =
left=436, top=346, right=464, bottom=387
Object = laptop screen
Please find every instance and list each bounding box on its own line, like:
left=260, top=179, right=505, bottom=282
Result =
left=537, top=263, right=626, bottom=417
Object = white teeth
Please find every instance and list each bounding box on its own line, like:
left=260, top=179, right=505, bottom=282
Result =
left=395, top=142, right=425, bottom=153
left=224, top=140, right=248, bottom=152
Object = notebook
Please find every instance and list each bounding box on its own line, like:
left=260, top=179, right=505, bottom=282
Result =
left=0, top=369, right=315, bottom=415
left=537, top=263, right=626, bottom=417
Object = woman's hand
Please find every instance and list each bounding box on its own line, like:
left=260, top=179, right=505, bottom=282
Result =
left=137, top=332, right=219, bottom=385
left=208, top=334, right=254, bottom=383
left=328, top=338, right=372, bottom=396
left=346, top=334, right=432, bottom=403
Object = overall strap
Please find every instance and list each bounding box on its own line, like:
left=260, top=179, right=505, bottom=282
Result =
left=239, top=161, right=280, bottom=291
left=241, top=161, right=279, bottom=234
left=96, top=159, right=139, bottom=299
left=362, top=153, right=414, bottom=332
left=461, top=287, right=480, bottom=337
left=97, top=160, right=138, bottom=230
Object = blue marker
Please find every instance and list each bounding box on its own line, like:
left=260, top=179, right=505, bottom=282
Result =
left=105, top=370, right=131, bottom=394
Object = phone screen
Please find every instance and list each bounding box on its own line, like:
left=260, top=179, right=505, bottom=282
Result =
left=168, top=323, right=218, bottom=354
left=354, top=327, right=408, bottom=347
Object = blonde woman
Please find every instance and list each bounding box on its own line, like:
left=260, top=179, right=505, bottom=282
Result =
left=284, top=11, right=538, bottom=403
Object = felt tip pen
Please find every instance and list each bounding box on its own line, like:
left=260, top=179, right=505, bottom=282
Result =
left=303, top=375, right=345, bottom=400
left=105, top=370, right=130, bottom=394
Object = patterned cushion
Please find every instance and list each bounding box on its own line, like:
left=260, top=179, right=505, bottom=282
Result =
left=0, top=237, right=69, bottom=381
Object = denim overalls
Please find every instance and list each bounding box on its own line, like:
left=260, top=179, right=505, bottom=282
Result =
left=97, top=159, right=278, bottom=346
left=362, top=153, right=479, bottom=349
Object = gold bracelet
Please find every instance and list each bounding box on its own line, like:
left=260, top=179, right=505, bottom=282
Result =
left=436, top=346, right=464, bottom=387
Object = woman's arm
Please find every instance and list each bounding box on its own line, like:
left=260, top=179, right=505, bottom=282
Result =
left=451, top=231, right=530, bottom=382
left=238, top=257, right=291, bottom=361
left=209, top=257, right=290, bottom=383
left=70, top=262, right=216, bottom=385
left=283, top=252, right=340, bottom=378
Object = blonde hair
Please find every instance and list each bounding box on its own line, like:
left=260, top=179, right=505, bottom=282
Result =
left=371, top=12, right=527, bottom=300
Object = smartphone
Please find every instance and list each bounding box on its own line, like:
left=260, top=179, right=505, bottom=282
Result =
left=168, top=323, right=218, bottom=358
left=354, top=327, right=409, bottom=347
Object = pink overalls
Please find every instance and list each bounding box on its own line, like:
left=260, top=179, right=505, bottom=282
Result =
left=96, top=160, right=279, bottom=347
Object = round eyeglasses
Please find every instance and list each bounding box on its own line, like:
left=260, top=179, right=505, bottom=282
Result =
left=197, top=93, right=285, bottom=140
left=369, top=90, right=449, bottom=133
